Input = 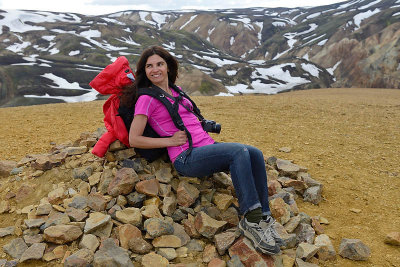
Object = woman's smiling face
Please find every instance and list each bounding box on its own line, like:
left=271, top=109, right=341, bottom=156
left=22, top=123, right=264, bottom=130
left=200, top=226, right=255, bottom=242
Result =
left=145, top=54, right=169, bottom=87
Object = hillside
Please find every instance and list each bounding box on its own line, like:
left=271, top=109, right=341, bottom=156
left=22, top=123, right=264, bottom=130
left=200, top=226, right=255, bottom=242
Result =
left=0, top=88, right=399, bottom=266
left=1, top=0, right=400, bottom=107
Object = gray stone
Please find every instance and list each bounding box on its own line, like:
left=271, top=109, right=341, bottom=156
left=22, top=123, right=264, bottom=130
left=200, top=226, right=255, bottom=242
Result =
left=97, top=169, right=114, bottom=194
left=296, top=242, right=320, bottom=261
left=23, top=228, right=40, bottom=236
left=91, top=221, right=113, bottom=239
left=35, top=203, right=52, bottom=216
left=294, top=223, right=316, bottom=245
left=276, top=159, right=306, bottom=177
left=64, top=248, right=94, bottom=267
left=87, top=193, right=107, bottom=211
left=284, top=215, right=301, bottom=233
left=314, top=234, right=336, bottom=261
left=173, top=223, right=191, bottom=247
left=63, top=146, right=88, bottom=156
left=68, top=195, right=88, bottom=210
left=84, top=212, right=111, bottom=234
left=214, top=229, right=239, bottom=255
left=122, top=158, right=144, bottom=173
left=162, top=196, right=177, bottom=217
left=213, top=172, right=233, bottom=187
left=128, top=237, right=153, bottom=254
left=339, top=238, right=371, bottom=261
left=79, top=234, right=100, bottom=252
left=157, top=247, right=177, bottom=261
left=66, top=207, right=88, bottom=222
left=194, top=211, right=226, bottom=239
left=171, top=209, right=187, bottom=222
left=93, top=238, right=133, bottom=267
left=3, top=238, right=28, bottom=259
left=73, top=166, right=93, bottom=182
left=114, top=148, right=136, bottom=161
left=298, top=212, right=312, bottom=225
left=0, top=226, right=15, bottom=237
left=41, top=211, right=70, bottom=230
left=303, top=186, right=323, bottom=205
left=23, top=234, right=44, bottom=245
left=10, top=167, right=23, bottom=175
left=144, top=218, right=174, bottom=238
left=20, top=243, right=46, bottom=263
left=126, top=191, right=146, bottom=208
left=24, top=218, right=46, bottom=229
left=218, top=207, right=239, bottom=227
left=159, top=183, right=172, bottom=197
left=185, top=239, right=205, bottom=252
left=155, top=167, right=173, bottom=183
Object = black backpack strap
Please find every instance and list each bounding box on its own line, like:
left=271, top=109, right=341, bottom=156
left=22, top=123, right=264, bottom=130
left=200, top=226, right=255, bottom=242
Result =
left=137, top=86, right=195, bottom=159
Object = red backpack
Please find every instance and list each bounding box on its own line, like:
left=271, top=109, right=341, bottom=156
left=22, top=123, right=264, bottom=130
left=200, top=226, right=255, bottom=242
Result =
left=89, top=56, right=135, bottom=157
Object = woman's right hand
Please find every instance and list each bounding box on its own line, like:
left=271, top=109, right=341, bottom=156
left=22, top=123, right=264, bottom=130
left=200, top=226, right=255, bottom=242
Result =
left=169, top=131, right=187, bottom=146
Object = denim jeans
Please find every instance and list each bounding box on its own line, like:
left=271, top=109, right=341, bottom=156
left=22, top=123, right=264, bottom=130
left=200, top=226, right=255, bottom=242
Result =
left=173, top=142, right=271, bottom=216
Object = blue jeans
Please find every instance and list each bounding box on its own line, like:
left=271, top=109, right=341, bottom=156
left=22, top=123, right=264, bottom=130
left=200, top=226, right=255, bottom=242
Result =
left=173, top=142, right=271, bottom=216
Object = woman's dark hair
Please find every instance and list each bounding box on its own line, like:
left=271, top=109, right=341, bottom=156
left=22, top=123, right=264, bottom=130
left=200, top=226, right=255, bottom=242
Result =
left=120, top=46, right=179, bottom=107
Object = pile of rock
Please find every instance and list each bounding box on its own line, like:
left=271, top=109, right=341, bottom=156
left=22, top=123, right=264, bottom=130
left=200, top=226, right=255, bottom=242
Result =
left=0, top=130, right=378, bottom=266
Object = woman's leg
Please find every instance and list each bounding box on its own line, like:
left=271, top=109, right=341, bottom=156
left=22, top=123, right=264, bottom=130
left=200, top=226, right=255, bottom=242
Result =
left=173, top=142, right=261, bottom=215
left=174, top=142, right=280, bottom=255
left=244, top=145, right=271, bottom=216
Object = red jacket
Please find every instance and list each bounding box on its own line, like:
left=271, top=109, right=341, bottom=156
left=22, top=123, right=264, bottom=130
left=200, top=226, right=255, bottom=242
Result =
left=89, top=56, right=135, bottom=157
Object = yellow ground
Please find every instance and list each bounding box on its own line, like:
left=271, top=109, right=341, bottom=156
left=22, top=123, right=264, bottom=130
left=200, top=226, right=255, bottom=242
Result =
left=0, top=88, right=399, bottom=266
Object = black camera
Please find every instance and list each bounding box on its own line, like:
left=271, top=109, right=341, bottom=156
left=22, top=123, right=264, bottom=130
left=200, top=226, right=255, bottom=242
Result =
left=201, top=119, right=221, bottom=134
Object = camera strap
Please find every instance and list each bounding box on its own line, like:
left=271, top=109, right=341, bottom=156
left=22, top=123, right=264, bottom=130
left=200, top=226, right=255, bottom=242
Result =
left=158, top=86, right=204, bottom=122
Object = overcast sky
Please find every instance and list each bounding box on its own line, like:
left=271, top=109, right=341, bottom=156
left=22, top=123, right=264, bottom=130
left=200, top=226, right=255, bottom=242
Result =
left=0, top=0, right=347, bottom=15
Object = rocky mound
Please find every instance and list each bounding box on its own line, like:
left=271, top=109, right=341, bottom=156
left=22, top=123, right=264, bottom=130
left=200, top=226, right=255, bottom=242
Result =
left=0, top=129, right=374, bottom=266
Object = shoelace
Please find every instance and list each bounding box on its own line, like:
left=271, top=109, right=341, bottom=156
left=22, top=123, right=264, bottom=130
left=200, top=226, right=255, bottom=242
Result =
left=255, top=223, right=275, bottom=247
left=259, top=218, right=282, bottom=242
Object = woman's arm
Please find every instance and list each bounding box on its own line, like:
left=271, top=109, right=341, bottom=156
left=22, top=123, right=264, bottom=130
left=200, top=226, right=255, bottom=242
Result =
left=129, top=114, right=187, bottom=148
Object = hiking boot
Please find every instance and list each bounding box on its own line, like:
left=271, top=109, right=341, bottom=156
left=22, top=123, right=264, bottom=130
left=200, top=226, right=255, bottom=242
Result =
left=238, top=218, right=280, bottom=255
left=259, top=215, right=285, bottom=247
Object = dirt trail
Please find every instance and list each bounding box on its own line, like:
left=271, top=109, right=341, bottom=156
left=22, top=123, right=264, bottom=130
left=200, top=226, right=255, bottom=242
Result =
left=0, top=88, right=399, bottom=266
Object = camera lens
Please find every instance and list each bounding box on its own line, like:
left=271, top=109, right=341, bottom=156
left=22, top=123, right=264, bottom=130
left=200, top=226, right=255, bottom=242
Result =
left=214, top=123, right=221, bottom=134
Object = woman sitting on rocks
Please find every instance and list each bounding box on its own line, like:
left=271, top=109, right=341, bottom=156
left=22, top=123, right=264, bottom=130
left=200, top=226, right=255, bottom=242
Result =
left=121, top=45, right=283, bottom=255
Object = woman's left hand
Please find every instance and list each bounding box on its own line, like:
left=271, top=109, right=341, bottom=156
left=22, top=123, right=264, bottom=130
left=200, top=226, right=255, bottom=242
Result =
left=169, top=131, right=187, bottom=146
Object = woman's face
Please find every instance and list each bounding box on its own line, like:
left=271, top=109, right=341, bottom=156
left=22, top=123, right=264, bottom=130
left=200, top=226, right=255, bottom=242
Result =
left=145, top=54, right=168, bottom=87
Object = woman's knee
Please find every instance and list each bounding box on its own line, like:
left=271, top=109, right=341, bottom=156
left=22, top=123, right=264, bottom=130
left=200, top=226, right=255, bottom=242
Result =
left=245, top=145, right=264, bottom=158
left=230, top=143, right=250, bottom=158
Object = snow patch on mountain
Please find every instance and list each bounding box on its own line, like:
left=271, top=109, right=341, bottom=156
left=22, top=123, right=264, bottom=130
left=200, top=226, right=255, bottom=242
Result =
left=180, top=15, right=197, bottom=30
left=359, top=0, right=382, bottom=10
left=226, top=64, right=310, bottom=94
left=352, top=8, right=380, bottom=30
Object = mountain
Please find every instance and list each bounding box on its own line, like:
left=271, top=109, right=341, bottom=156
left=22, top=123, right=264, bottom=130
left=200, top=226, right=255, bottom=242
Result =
left=0, top=0, right=399, bottom=107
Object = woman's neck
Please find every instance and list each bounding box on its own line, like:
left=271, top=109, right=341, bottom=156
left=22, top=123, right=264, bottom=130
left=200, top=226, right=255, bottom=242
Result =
left=153, top=82, right=170, bottom=93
